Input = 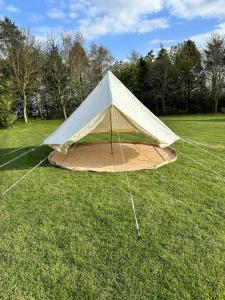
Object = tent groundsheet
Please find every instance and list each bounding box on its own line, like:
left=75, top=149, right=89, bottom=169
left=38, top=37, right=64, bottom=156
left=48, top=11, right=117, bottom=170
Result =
left=48, top=142, right=177, bottom=172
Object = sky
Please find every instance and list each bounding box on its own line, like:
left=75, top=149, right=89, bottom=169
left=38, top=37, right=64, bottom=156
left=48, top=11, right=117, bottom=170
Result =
left=0, top=0, right=225, bottom=59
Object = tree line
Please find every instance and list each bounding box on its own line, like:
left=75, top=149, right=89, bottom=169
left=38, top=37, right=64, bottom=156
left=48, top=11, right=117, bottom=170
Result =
left=0, top=17, right=225, bottom=127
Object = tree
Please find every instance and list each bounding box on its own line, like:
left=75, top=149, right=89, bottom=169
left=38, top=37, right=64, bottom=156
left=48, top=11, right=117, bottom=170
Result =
left=204, top=34, right=225, bottom=113
left=0, top=63, right=16, bottom=127
left=62, top=33, right=88, bottom=107
left=136, top=52, right=154, bottom=111
left=0, top=17, right=24, bottom=57
left=128, top=49, right=140, bottom=63
left=88, top=44, right=113, bottom=89
left=114, top=60, right=139, bottom=94
left=174, top=40, right=202, bottom=112
left=153, top=46, right=172, bottom=115
left=7, top=30, right=40, bottom=123
left=42, top=37, right=69, bottom=119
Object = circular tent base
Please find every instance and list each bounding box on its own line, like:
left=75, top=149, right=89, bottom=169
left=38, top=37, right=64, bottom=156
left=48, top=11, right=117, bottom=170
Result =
left=48, top=142, right=177, bottom=172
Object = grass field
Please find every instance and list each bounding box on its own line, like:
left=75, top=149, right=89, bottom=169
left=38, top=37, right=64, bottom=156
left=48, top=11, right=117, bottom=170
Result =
left=0, top=114, right=225, bottom=300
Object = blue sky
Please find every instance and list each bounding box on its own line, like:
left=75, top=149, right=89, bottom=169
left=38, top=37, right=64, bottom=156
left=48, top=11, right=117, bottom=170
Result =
left=0, top=0, right=225, bottom=59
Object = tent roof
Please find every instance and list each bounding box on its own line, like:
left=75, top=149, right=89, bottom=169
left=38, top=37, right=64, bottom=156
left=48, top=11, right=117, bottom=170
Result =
left=44, top=71, right=180, bottom=151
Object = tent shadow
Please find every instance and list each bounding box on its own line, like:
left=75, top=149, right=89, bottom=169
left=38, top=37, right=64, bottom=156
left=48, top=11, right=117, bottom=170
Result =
left=0, top=146, right=51, bottom=172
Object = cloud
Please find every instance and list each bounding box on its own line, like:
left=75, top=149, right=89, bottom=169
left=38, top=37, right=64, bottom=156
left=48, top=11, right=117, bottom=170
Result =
left=190, top=22, right=225, bottom=46
left=68, top=0, right=168, bottom=39
left=150, top=38, right=176, bottom=45
left=32, top=25, right=63, bottom=41
left=5, top=4, right=21, bottom=13
left=46, top=8, right=66, bottom=19
left=27, top=13, right=45, bottom=23
left=167, top=0, right=225, bottom=19
left=78, top=16, right=169, bottom=39
left=69, top=12, right=78, bottom=19
left=43, top=0, right=225, bottom=40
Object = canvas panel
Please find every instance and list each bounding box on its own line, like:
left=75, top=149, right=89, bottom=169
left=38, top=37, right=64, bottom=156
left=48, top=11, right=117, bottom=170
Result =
left=92, top=106, right=139, bottom=133
left=44, top=73, right=112, bottom=146
left=109, top=72, right=179, bottom=147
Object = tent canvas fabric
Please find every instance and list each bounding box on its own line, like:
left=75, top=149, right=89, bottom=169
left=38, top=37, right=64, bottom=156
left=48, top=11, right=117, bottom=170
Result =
left=44, top=71, right=180, bottom=152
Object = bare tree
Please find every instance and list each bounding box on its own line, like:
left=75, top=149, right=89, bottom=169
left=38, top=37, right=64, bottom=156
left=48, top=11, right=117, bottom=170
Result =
left=204, top=34, right=225, bottom=113
left=88, top=44, right=113, bottom=89
left=8, top=30, right=40, bottom=122
left=128, top=49, right=140, bottom=63
left=153, top=46, right=172, bottom=115
left=62, top=32, right=88, bottom=106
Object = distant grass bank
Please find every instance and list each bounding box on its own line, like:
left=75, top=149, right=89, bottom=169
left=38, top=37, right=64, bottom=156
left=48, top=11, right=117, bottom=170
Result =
left=0, top=114, right=225, bottom=299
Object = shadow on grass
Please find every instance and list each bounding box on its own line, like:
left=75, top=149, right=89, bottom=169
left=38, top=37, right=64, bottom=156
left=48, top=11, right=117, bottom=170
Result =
left=0, top=145, right=52, bottom=171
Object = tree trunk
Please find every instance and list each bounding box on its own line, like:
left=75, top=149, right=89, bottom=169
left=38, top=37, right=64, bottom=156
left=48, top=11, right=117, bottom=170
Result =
left=184, top=76, right=188, bottom=112
left=39, top=106, right=44, bottom=119
left=214, top=94, right=219, bottom=113
left=79, top=73, right=84, bottom=101
left=187, top=77, right=191, bottom=113
left=155, top=97, right=158, bottom=115
left=22, top=91, right=28, bottom=123
left=62, top=104, right=67, bottom=119
left=161, top=93, right=166, bottom=115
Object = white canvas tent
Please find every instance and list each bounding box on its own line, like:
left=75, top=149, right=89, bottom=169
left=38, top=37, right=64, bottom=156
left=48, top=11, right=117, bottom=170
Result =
left=44, top=71, right=180, bottom=152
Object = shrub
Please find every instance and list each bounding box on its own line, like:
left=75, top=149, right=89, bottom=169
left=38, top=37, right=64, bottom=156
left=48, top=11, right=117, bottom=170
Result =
left=0, top=94, right=16, bottom=128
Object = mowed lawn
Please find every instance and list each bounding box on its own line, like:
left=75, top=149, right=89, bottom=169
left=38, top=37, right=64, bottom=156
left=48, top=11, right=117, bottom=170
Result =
left=0, top=114, right=225, bottom=300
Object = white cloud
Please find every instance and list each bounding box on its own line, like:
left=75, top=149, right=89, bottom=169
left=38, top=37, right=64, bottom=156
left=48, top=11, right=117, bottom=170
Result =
left=78, top=16, right=169, bottom=39
left=190, top=22, right=225, bottom=46
left=69, top=12, right=78, bottom=19
left=32, top=25, right=63, bottom=41
left=27, top=13, right=44, bottom=23
left=43, top=0, right=225, bottom=40
left=68, top=0, right=168, bottom=39
left=46, top=8, right=66, bottom=19
left=150, top=38, right=176, bottom=45
left=5, top=4, right=21, bottom=13
left=167, top=0, right=225, bottom=19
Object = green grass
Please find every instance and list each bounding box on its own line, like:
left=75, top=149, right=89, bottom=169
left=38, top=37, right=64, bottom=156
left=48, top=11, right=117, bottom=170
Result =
left=0, top=114, right=225, bottom=300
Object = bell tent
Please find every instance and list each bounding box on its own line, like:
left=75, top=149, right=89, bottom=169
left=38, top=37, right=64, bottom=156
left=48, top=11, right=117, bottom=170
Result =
left=44, top=71, right=180, bottom=172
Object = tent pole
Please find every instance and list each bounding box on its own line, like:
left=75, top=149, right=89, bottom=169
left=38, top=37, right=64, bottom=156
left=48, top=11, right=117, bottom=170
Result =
left=110, top=108, right=113, bottom=154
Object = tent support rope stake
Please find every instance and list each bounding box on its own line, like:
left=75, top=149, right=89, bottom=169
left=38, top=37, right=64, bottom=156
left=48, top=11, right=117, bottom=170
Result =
left=117, top=131, right=141, bottom=238
left=1, top=155, right=49, bottom=197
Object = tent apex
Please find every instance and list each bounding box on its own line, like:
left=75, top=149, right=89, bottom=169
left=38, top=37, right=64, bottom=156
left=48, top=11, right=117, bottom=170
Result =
left=106, top=70, right=114, bottom=77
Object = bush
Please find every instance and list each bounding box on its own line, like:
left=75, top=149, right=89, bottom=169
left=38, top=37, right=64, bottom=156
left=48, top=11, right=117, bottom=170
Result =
left=0, top=97, right=16, bottom=128
left=0, top=112, right=16, bottom=128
